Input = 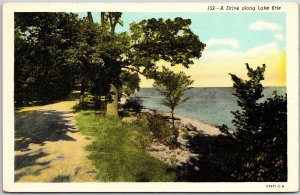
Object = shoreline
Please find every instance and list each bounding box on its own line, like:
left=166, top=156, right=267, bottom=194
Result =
left=175, top=114, right=221, bottom=136
left=139, top=107, right=222, bottom=166
left=140, top=107, right=221, bottom=136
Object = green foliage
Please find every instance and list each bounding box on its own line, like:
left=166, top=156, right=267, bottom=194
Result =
left=76, top=111, right=176, bottom=181
left=120, top=72, right=141, bottom=95
left=154, top=67, right=193, bottom=111
left=153, top=66, right=193, bottom=142
left=14, top=12, right=128, bottom=107
left=98, top=12, right=129, bottom=117
left=175, top=134, right=239, bottom=182
left=121, top=96, right=143, bottom=113
left=135, top=112, right=174, bottom=146
left=229, top=63, right=266, bottom=138
left=129, top=17, right=206, bottom=68
left=65, top=15, right=129, bottom=103
left=65, top=18, right=106, bottom=100
left=102, top=15, right=206, bottom=117
left=15, top=12, right=205, bottom=118
left=220, top=63, right=287, bottom=181
left=14, top=13, right=80, bottom=106
left=72, top=94, right=105, bottom=113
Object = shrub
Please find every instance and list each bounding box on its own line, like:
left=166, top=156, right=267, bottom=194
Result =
left=121, top=96, right=143, bottom=113
left=135, top=112, right=173, bottom=145
left=131, top=130, right=153, bottom=150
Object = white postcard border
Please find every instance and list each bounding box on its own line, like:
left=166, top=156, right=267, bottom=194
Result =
left=2, top=2, right=299, bottom=192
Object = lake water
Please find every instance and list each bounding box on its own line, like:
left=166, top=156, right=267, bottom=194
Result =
left=135, top=87, right=286, bottom=129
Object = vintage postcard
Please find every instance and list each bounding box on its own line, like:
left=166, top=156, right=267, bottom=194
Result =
left=2, top=2, right=299, bottom=192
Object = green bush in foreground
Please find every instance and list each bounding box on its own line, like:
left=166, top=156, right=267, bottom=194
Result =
left=220, top=64, right=287, bottom=182
left=135, top=112, right=174, bottom=146
left=76, top=111, right=176, bottom=182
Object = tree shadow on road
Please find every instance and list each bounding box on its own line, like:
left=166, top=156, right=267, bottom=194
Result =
left=15, top=149, right=50, bottom=170
left=14, top=109, right=78, bottom=181
left=15, top=165, right=51, bottom=182
left=14, top=149, right=52, bottom=181
left=175, top=131, right=239, bottom=182
left=15, top=110, right=77, bottom=152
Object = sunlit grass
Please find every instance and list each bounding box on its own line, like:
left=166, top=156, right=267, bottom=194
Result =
left=16, top=105, right=42, bottom=112
left=76, top=111, right=177, bottom=182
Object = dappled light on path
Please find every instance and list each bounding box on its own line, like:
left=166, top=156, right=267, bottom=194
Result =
left=14, top=101, right=97, bottom=182
left=15, top=110, right=77, bottom=151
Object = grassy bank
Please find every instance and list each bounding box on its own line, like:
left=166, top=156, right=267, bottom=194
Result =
left=76, top=111, right=177, bottom=182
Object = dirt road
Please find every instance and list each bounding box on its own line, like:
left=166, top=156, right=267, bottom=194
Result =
left=14, top=101, right=97, bottom=182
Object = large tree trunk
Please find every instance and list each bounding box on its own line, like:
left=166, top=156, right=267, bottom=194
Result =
left=79, top=80, right=85, bottom=104
left=105, top=13, right=121, bottom=117
left=106, top=84, right=118, bottom=118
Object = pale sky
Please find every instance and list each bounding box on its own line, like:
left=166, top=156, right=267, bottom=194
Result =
left=78, top=12, right=286, bottom=87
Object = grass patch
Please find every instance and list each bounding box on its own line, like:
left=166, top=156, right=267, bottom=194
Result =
left=16, top=105, right=42, bottom=112
left=76, top=111, right=176, bottom=182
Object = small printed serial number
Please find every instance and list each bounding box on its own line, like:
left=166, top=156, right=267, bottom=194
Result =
left=266, top=184, right=285, bottom=188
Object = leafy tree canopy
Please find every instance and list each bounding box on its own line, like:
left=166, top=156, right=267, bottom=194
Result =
left=14, top=12, right=81, bottom=105
left=127, top=17, right=206, bottom=77
left=154, top=66, right=193, bottom=110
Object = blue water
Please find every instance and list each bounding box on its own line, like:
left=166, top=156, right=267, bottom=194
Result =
left=135, top=87, right=286, bottom=128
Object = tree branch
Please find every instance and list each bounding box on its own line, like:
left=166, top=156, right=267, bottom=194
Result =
left=122, top=66, right=146, bottom=76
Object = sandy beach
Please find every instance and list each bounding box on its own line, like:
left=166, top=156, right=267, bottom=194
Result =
left=175, top=114, right=221, bottom=136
